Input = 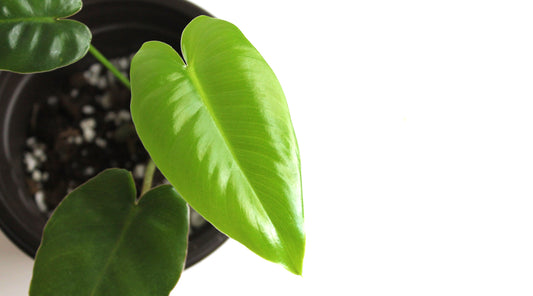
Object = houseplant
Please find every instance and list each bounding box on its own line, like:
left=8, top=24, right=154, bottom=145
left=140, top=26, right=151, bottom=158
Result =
left=1, top=0, right=305, bottom=295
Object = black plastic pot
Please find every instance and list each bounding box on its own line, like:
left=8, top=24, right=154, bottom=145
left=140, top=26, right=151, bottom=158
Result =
left=0, top=0, right=227, bottom=268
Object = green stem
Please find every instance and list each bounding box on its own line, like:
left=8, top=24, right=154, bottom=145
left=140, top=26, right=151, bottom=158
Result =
left=88, top=45, right=131, bottom=90
left=89, top=45, right=156, bottom=195
left=141, top=159, right=156, bottom=196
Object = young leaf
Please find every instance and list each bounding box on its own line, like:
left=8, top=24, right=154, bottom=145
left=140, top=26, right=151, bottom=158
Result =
left=0, top=0, right=91, bottom=73
left=30, top=169, right=189, bottom=296
left=130, top=16, right=305, bottom=274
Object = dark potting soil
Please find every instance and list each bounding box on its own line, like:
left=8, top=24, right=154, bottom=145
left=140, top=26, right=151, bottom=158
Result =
left=23, top=57, right=145, bottom=212
left=22, top=57, right=207, bottom=232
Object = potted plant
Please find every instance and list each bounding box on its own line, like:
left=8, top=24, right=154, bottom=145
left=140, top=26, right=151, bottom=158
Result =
left=0, top=0, right=227, bottom=269
left=0, top=0, right=305, bottom=295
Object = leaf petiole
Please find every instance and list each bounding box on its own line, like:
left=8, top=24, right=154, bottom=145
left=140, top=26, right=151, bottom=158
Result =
left=88, top=45, right=131, bottom=90
left=89, top=45, right=157, bottom=196
left=141, top=159, right=156, bottom=197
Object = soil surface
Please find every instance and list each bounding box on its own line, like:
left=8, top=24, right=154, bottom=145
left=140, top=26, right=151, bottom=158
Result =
left=22, top=57, right=206, bottom=232
left=23, top=57, right=148, bottom=213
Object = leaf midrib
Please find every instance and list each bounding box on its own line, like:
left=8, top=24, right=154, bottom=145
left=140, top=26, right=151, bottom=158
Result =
left=185, top=64, right=278, bottom=233
left=0, top=16, right=57, bottom=24
left=89, top=206, right=139, bottom=296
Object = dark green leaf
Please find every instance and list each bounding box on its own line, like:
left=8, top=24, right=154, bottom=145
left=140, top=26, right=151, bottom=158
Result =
left=29, top=169, right=189, bottom=296
left=130, top=16, right=305, bottom=274
left=0, top=0, right=91, bottom=73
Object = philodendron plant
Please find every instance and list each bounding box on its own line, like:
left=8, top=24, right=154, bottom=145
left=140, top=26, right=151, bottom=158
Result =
left=0, top=0, right=304, bottom=295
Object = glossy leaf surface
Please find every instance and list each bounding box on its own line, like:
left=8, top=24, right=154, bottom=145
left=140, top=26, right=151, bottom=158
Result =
left=30, top=169, right=189, bottom=296
left=131, top=16, right=305, bottom=274
left=0, top=0, right=91, bottom=73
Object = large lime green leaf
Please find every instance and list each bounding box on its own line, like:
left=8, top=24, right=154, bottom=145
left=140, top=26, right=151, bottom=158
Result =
left=29, top=169, right=189, bottom=296
left=130, top=16, right=305, bottom=274
left=0, top=0, right=91, bottom=73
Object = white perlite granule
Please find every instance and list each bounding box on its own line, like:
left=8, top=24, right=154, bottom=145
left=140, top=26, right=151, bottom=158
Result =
left=70, top=88, right=79, bottom=98
left=97, top=77, right=107, bottom=90
left=42, top=172, right=49, bottom=182
left=32, top=170, right=43, bottom=182
left=82, top=105, right=96, bottom=115
left=33, top=147, right=46, bottom=162
left=83, top=63, right=102, bottom=86
left=34, top=191, right=47, bottom=212
left=24, top=138, right=47, bottom=172
left=47, top=96, right=58, bottom=105
left=104, top=109, right=131, bottom=126
left=133, top=164, right=146, bottom=179
left=116, top=110, right=131, bottom=125
left=83, top=166, right=95, bottom=176
left=24, top=152, right=38, bottom=172
left=26, top=137, right=36, bottom=147
left=80, top=118, right=97, bottom=142
left=97, top=93, right=112, bottom=109
left=190, top=208, right=206, bottom=228
left=95, top=137, right=107, bottom=148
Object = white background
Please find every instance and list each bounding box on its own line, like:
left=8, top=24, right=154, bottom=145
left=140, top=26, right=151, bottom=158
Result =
left=2, top=0, right=533, bottom=295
